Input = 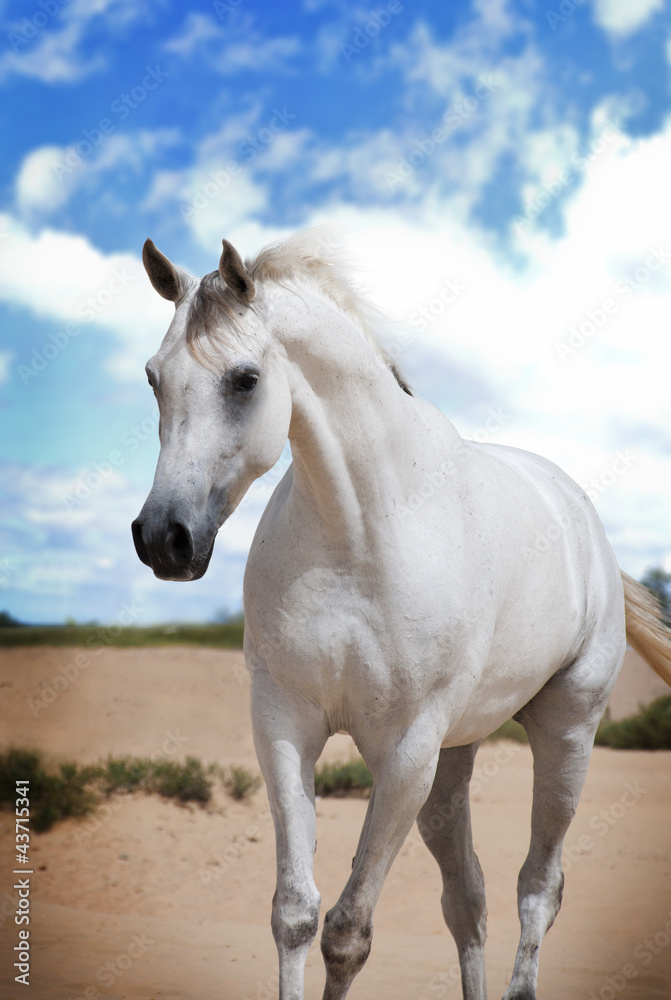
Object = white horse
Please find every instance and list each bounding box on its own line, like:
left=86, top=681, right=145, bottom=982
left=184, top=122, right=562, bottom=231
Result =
left=132, top=231, right=671, bottom=1000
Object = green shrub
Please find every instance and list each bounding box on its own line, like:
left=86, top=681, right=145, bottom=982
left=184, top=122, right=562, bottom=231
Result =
left=484, top=719, right=528, bottom=743
left=0, top=748, right=97, bottom=832
left=219, top=765, right=262, bottom=801
left=0, top=747, right=42, bottom=802
left=595, top=695, right=671, bottom=750
left=94, top=756, right=155, bottom=795
left=0, top=750, right=258, bottom=831
left=314, top=759, right=374, bottom=797
left=146, top=756, right=212, bottom=803
left=0, top=610, right=22, bottom=627
left=89, top=754, right=214, bottom=803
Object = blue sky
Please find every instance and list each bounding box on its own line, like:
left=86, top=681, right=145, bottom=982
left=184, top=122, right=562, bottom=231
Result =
left=1, top=0, right=670, bottom=624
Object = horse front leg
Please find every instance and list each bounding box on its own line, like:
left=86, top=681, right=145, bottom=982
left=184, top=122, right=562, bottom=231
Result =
left=251, top=671, right=329, bottom=1000
left=320, top=723, right=440, bottom=1000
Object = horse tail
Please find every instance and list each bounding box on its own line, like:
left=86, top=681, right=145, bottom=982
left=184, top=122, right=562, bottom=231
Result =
left=622, top=571, right=671, bottom=686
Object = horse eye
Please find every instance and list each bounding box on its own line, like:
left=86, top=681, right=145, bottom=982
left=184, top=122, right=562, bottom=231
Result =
left=232, top=371, right=259, bottom=392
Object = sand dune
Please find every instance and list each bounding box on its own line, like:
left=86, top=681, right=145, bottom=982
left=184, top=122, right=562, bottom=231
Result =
left=0, top=646, right=669, bottom=999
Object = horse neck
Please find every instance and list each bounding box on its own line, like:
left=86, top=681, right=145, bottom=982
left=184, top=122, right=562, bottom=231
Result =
left=273, top=285, right=429, bottom=549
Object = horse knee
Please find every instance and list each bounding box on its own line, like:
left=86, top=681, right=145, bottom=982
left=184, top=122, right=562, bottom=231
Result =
left=271, top=888, right=320, bottom=953
left=517, top=860, right=564, bottom=932
left=321, top=906, right=372, bottom=984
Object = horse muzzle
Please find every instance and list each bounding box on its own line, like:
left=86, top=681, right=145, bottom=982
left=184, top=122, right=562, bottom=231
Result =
left=131, top=513, right=217, bottom=581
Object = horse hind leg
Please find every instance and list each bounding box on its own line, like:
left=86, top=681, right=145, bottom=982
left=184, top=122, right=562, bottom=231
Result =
left=503, top=637, right=624, bottom=1000
left=416, top=742, right=487, bottom=1000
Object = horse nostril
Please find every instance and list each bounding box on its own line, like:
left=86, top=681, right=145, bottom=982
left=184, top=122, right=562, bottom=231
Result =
left=167, top=521, right=193, bottom=566
left=131, top=520, right=151, bottom=566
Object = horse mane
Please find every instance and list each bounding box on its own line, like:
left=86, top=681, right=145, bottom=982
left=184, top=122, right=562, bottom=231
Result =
left=185, top=230, right=412, bottom=395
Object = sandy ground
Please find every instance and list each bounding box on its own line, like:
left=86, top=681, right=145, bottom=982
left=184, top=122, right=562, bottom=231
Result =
left=0, top=645, right=669, bottom=1000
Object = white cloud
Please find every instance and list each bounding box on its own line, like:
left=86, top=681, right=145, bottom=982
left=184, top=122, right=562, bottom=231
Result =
left=383, top=21, right=504, bottom=93
left=184, top=172, right=271, bottom=250
left=471, top=0, right=518, bottom=34
left=593, top=0, right=663, bottom=36
left=0, top=21, right=104, bottom=84
left=0, top=0, right=146, bottom=83
left=14, top=130, right=181, bottom=217
left=140, top=170, right=185, bottom=214
left=151, top=11, right=571, bottom=255
left=217, top=35, right=301, bottom=75
left=140, top=107, right=303, bottom=250
left=0, top=215, right=172, bottom=382
left=162, top=11, right=215, bottom=56
left=299, top=16, right=573, bottom=224
left=15, top=146, right=73, bottom=213
left=255, top=129, right=314, bottom=171
left=164, top=12, right=301, bottom=75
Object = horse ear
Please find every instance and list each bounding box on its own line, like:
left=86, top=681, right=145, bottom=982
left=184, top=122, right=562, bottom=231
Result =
left=219, top=239, right=255, bottom=304
left=142, top=239, right=189, bottom=302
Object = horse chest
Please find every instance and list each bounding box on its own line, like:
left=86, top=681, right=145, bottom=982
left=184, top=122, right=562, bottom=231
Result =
left=245, top=556, right=473, bottom=729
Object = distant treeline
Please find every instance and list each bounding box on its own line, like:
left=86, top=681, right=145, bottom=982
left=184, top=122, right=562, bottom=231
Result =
left=0, top=619, right=244, bottom=649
